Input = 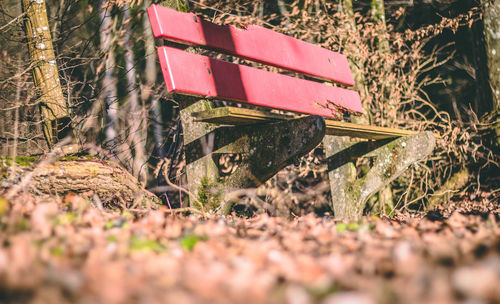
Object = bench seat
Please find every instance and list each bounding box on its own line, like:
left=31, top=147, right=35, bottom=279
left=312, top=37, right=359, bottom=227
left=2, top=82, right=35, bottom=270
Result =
left=192, top=107, right=419, bottom=140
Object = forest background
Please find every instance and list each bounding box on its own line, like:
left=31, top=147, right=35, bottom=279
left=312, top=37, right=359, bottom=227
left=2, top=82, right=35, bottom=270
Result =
left=0, top=0, right=498, bottom=215
left=0, top=1, right=499, bottom=302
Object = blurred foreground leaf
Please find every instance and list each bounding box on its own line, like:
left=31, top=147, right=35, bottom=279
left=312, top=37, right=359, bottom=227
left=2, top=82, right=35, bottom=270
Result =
left=0, top=198, right=9, bottom=215
left=130, top=236, right=164, bottom=253
left=180, top=235, right=208, bottom=251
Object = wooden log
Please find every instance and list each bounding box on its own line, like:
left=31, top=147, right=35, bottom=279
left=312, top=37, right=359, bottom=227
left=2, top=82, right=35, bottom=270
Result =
left=0, top=157, right=159, bottom=208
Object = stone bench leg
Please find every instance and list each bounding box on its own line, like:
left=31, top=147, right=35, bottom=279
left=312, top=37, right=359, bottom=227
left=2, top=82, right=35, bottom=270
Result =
left=180, top=99, right=326, bottom=213
left=178, top=97, right=220, bottom=210
left=323, top=132, right=436, bottom=220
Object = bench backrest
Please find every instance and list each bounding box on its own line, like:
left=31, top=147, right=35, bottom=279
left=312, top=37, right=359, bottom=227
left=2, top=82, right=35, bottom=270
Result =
left=147, top=5, right=363, bottom=119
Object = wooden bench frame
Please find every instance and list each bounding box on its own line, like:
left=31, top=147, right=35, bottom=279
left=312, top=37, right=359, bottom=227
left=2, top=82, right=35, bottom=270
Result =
left=147, top=4, right=436, bottom=219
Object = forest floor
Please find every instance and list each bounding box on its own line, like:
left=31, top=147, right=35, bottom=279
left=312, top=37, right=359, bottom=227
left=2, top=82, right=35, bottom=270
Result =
left=0, top=191, right=498, bottom=304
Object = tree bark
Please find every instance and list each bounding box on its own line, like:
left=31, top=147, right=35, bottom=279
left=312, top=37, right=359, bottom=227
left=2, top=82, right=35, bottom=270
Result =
left=122, top=4, right=147, bottom=182
left=340, top=0, right=370, bottom=122
left=481, top=0, right=500, bottom=145
left=22, top=0, right=67, bottom=148
left=323, top=0, right=365, bottom=219
left=98, top=0, right=119, bottom=151
left=371, top=0, right=390, bottom=53
left=143, top=0, right=164, bottom=159
left=483, top=0, right=500, bottom=109
left=370, top=0, right=395, bottom=211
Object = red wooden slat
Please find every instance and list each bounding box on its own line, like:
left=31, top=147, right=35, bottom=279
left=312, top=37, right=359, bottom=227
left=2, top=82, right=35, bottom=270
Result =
left=158, top=46, right=363, bottom=118
left=148, top=4, right=355, bottom=86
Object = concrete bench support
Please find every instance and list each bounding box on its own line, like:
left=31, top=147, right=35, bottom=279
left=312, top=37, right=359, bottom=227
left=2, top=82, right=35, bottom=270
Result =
left=323, top=132, right=436, bottom=220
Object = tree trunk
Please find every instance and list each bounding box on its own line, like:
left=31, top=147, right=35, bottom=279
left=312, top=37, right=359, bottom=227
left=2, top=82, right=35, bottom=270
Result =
left=371, top=0, right=390, bottom=53
left=481, top=0, right=500, bottom=145
left=483, top=0, right=500, bottom=109
left=98, top=0, right=119, bottom=151
left=143, top=0, right=164, bottom=159
left=340, top=0, right=370, bottom=122
left=323, top=0, right=366, bottom=219
left=22, top=0, right=67, bottom=148
left=370, top=0, right=395, bottom=212
left=122, top=4, right=147, bottom=182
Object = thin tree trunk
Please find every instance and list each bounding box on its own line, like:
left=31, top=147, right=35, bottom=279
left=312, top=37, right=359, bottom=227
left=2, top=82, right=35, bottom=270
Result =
left=143, top=0, right=164, bottom=159
left=481, top=0, right=500, bottom=146
left=0, top=21, right=7, bottom=156
left=371, top=0, right=390, bottom=53
left=371, top=0, right=395, bottom=211
left=467, top=0, right=493, bottom=117
left=144, top=0, right=156, bottom=90
left=483, top=0, right=500, bottom=109
left=122, top=4, right=147, bottom=182
left=98, top=0, right=119, bottom=151
left=340, top=0, right=370, bottom=123
left=22, top=0, right=67, bottom=148
left=324, top=0, right=398, bottom=219
left=11, top=60, right=23, bottom=165
left=371, top=0, right=395, bottom=121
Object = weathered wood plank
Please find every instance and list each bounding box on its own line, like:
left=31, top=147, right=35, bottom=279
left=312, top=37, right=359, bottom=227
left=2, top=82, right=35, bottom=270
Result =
left=158, top=47, right=363, bottom=119
left=192, top=107, right=423, bottom=140
left=323, top=120, right=417, bottom=139
left=148, top=4, right=354, bottom=85
left=191, top=106, right=288, bottom=124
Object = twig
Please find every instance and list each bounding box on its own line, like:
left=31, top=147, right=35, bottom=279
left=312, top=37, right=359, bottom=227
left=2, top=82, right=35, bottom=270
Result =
left=161, top=207, right=204, bottom=215
left=0, top=62, right=34, bottom=85
left=0, top=12, right=26, bottom=32
left=161, top=158, right=206, bottom=214
left=147, top=185, right=178, bottom=193
left=402, top=167, right=415, bottom=211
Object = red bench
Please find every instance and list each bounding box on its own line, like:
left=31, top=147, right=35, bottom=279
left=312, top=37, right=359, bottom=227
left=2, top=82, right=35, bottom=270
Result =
left=147, top=4, right=435, bottom=218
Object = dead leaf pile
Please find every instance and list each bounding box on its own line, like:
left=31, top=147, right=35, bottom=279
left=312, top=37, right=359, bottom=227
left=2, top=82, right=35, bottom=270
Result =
left=0, top=193, right=498, bottom=303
